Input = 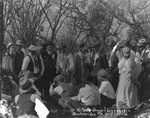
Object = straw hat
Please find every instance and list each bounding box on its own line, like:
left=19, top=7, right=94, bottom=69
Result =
left=44, top=41, right=54, bottom=48
left=16, top=40, right=24, bottom=46
left=137, top=38, right=146, bottom=47
left=7, top=42, right=15, bottom=49
left=19, top=76, right=33, bottom=93
left=28, top=45, right=38, bottom=51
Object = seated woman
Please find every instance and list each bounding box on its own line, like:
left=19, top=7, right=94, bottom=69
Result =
left=97, top=69, right=116, bottom=108
left=69, top=75, right=101, bottom=111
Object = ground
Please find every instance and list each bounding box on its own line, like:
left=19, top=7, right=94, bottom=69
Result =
left=44, top=97, right=125, bottom=118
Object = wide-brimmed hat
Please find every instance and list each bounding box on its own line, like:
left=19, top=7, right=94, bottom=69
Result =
left=97, top=69, right=108, bottom=81
left=16, top=40, right=24, bottom=46
left=19, top=75, right=33, bottom=93
left=44, top=41, right=54, bottom=47
left=53, top=75, right=64, bottom=83
left=29, top=45, right=38, bottom=51
left=7, top=42, right=15, bottom=49
left=137, top=38, right=146, bottom=47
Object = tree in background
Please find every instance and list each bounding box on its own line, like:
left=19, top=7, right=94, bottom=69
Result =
left=39, top=0, right=78, bottom=42
left=4, top=0, right=50, bottom=45
left=105, top=0, right=150, bottom=42
left=65, top=0, right=126, bottom=48
left=2, top=0, right=150, bottom=49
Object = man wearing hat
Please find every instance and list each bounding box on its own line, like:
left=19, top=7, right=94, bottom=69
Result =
left=14, top=75, right=42, bottom=118
left=41, top=41, right=57, bottom=100
left=73, top=42, right=85, bottom=86
left=15, top=40, right=25, bottom=77
left=116, top=46, right=138, bottom=109
left=56, top=44, right=62, bottom=55
left=56, top=43, right=75, bottom=83
left=97, top=69, right=116, bottom=108
left=21, top=45, right=44, bottom=83
left=137, top=39, right=150, bottom=102
left=2, top=42, right=21, bottom=84
left=49, top=75, right=78, bottom=109
left=136, top=38, right=147, bottom=60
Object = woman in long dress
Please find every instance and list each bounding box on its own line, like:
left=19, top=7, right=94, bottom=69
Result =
left=116, top=46, right=138, bottom=109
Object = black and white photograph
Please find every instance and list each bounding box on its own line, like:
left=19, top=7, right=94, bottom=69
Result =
left=0, top=0, right=150, bottom=118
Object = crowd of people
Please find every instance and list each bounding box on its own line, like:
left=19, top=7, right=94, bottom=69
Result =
left=1, top=38, right=150, bottom=117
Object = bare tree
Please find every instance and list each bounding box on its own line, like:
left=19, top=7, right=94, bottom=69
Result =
left=4, top=0, right=50, bottom=44
left=104, top=0, right=150, bottom=41
left=66, top=0, right=126, bottom=47
left=39, top=0, right=76, bottom=42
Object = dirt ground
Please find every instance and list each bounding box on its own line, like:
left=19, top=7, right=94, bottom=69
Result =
left=45, top=97, right=124, bottom=118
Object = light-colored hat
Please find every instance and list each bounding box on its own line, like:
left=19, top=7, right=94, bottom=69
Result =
left=137, top=38, right=146, bottom=47
left=53, top=75, right=64, bottom=82
left=98, top=69, right=108, bottom=81
left=56, top=44, right=61, bottom=49
left=29, top=45, right=38, bottom=51
left=37, top=46, right=42, bottom=50
left=16, top=40, right=24, bottom=46
left=19, top=76, right=33, bottom=93
left=7, top=42, right=15, bottom=49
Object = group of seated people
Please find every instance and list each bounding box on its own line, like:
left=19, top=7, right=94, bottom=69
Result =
left=49, top=69, right=116, bottom=113
left=1, top=68, right=116, bottom=118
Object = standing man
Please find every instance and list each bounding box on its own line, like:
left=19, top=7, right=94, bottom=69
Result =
left=56, top=43, right=74, bottom=83
left=21, top=45, right=45, bottom=88
left=2, top=43, right=19, bottom=84
left=42, top=41, right=57, bottom=100
left=15, top=40, right=24, bottom=77
left=74, top=43, right=85, bottom=87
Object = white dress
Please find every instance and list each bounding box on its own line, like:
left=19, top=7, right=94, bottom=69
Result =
left=116, top=57, right=138, bottom=109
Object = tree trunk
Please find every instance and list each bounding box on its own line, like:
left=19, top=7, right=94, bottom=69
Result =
left=0, top=0, right=3, bottom=100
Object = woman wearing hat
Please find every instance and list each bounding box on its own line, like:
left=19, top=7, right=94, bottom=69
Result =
left=14, top=75, right=43, bottom=118
left=116, top=46, right=138, bottom=109
left=97, top=69, right=116, bottom=108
